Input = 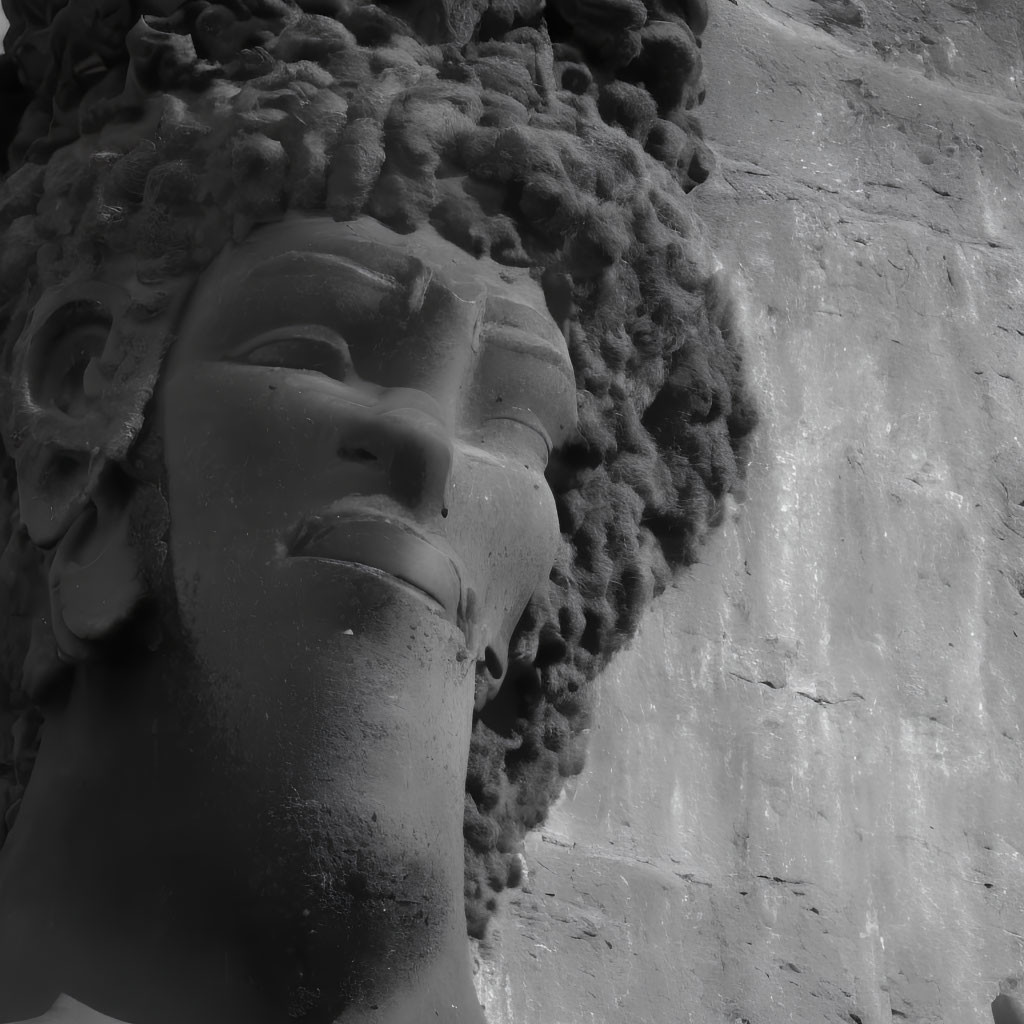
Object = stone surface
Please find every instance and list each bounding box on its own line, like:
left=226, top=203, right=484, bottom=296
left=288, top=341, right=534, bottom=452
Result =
left=474, top=2, right=1024, bottom=1022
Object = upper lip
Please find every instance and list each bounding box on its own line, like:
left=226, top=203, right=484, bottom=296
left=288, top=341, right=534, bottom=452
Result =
left=287, top=510, right=467, bottom=631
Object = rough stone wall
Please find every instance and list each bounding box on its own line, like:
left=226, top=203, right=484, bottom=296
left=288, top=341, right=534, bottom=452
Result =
left=474, top=1, right=1024, bottom=1022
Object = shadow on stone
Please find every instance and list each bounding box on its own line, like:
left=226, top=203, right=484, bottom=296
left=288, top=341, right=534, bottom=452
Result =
left=993, top=994, right=1024, bottom=1024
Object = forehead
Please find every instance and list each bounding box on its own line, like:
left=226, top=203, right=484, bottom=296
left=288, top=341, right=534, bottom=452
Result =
left=180, top=214, right=569, bottom=369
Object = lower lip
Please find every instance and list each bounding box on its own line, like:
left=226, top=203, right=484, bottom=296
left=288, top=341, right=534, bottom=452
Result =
left=295, top=557, right=449, bottom=615
left=288, top=519, right=464, bottom=628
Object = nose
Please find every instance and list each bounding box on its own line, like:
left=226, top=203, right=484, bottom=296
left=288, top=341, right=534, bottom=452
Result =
left=337, top=395, right=454, bottom=518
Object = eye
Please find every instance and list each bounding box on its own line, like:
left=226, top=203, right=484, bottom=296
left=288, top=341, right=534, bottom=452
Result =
left=234, top=329, right=353, bottom=383
left=485, top=415, right=552, bottom=467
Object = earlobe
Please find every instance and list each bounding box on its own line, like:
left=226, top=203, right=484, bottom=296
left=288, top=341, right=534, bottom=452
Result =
left=48, top=477, right=146, bottom=662
left=17, top=446, right=101, bottom=549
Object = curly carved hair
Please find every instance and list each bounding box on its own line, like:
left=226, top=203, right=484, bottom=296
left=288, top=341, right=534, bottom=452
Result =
left=0, top=0, right=756, bottom=936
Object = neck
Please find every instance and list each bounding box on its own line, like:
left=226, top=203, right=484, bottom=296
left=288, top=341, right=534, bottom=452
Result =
left=0, top=643, right=484, bottom=1024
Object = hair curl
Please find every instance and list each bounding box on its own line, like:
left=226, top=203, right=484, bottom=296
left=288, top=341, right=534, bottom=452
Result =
left=0, top=0, right=756, bottom=936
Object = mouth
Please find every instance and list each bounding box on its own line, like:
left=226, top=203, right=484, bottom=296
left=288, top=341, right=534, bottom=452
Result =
left=287, top=514, right=466, bottom=631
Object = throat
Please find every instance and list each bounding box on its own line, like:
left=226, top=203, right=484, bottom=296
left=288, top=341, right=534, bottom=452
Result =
left=0, top=651, right=485, bottom=1024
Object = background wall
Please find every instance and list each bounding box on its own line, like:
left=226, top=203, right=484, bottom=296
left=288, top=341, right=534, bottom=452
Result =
left=474, top=2, right=1024, bottom=1022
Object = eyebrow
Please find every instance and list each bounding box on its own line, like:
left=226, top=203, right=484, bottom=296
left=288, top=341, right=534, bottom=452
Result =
left=243, top=251, right=405, bottom=297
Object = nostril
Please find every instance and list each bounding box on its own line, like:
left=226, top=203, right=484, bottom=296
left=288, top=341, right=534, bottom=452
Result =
left=339, top=446, right=379, bottom=463
left=483, top=646, right=505, bottom=682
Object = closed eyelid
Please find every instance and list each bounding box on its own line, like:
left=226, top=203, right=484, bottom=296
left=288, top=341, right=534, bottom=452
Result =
left=480, top=325, right=574, bottom=382
left=485, top=409, right=553, bottom=454
left=225, top=324, right=352, bottom=362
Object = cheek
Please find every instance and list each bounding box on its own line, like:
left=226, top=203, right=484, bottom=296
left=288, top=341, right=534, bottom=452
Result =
left=162, top=366, right=338, bottom=522
left=512, top=467, right=561, bottom=583
left=164, top=369, right=291, bottom=535
left=452, top=454, right=561, bottom=643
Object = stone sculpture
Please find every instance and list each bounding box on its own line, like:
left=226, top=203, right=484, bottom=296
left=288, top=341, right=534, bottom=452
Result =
left=0, top=0, right=755, bottom=1020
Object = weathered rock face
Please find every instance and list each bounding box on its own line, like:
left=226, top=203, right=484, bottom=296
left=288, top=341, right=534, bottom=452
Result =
left=475, top=2, right=1024, bottom=1022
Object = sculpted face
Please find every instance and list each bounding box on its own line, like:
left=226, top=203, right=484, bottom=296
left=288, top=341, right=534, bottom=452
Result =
left=155, top=212, right=577, bottom=1015
left=164, top=212, right=576, bottom=685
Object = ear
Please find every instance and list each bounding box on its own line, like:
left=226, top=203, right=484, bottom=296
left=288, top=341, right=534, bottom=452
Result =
left=9, top=285, right=149, bottom=660
left=47, top=463, right=146, bottom=662
left=14, top=286, right=126, bottom=547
